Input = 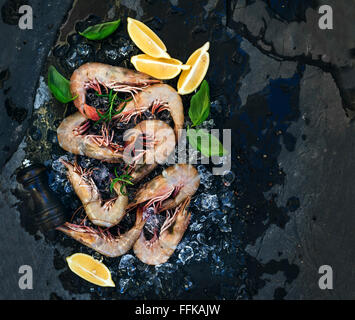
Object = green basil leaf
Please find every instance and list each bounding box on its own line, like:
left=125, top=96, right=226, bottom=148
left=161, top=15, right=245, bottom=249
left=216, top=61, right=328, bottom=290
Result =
left=48, top=66, right=76, bottom=103
left=187, top=127, right=228, bottom=157
left=188, top=80, right=210, bottom=127
left=79, top=19, right=121, bottom=40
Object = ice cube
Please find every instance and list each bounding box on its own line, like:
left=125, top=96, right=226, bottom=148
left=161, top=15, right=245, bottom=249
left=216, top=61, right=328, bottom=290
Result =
left=190, top=221, right=203, bottom=232
left=196, top=233, right=206, bottom=244
left=220, top=191, right=236, bottom=208
left=119, top=254, right=136, bottom=275
left=183, top=276, right=193, bottom=291
left=155, top=263, right=178, bottom=274
left=145, top=214, right=165, bottom=234
left=79, top=157, right=92, bottom=169
left=92, top=165, right=109, bottom=184
left=219, top=215, right=232, bottom=233
left=48, top=172, right=65, bottom=193
left=197, top=165, right=213, bottom=189
left=51, top=155, right=68, bottom=173
left=195, top=244, right=209, bottom=262
left=119, top=278, right=130, bottom=294
left=208, top=209, right=224, bottom=223
left=154, top=277, right=162, bottom=295
left=200, top=194, right=219, bottom=211
left=64, top=181, right=73, bottom=193
left=178, top=246, right=194, bottom=265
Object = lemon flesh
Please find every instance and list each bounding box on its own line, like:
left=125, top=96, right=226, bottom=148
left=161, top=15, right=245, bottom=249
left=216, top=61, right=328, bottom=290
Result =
left=178, top=42, right=210, bottom=95
left=131, top=54, right=190, bottom=79
left=66, top=253, right=115, bottom=287
left=127, top=17, right=170, bottom=59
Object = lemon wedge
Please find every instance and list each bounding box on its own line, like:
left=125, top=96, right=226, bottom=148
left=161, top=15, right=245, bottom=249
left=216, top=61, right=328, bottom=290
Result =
left=177, top=42, right=210, bottom=95
left=127, top=17, right=170, bottom=59
left=66, top=253, right=115, bottom=287
left=131, top=54, right=190, bottom=80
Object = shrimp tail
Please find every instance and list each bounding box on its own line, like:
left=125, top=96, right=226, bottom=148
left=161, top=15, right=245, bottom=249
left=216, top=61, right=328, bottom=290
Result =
left=57, top=209, right=147, bottom=257
left=56, top=223, right=98, bottom=248
left=83, top=104, right=101, bottom=121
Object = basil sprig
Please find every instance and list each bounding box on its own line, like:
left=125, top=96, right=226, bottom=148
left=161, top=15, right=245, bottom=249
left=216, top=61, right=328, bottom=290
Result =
left=188, top=80, right=210, bottom=127
left=187, top=80, right=227, bottom=157
left=48, top=66, right=77, bottom=103
left=79, top=19, right=121, bottom=40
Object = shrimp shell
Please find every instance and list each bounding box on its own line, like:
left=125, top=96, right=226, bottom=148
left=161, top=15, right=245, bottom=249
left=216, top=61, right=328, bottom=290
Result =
left=57, top=114, right=176, bottom=178
left=133, top=198, right=191, bottom=265
left=57, top=209, right=146, bottom=258
left=113, top=84, right=184, bottom=141
left=57, top=112, right=124, bottom=162
left=60, top=159, right=128, bottom=228
left=70, top=62, right=160, bottom=120
left=128, top=164, right=200, bottom=212
left=123, top=120, right=176, bottom=182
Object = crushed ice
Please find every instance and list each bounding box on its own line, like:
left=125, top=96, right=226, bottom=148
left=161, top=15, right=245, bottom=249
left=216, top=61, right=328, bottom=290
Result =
left=34, top=76, right=51, bottom=110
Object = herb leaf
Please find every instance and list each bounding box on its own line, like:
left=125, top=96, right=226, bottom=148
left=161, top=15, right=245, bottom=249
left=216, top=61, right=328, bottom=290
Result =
left=48, top=66, right=77, bottom=103
left=94, top=90, right=129, bottom=125
left=79, top=19, right=121, bottom=40
left=188, top=80, right=210, bottom=127
left=110, top=168, right=134, bottom=195
left=187, top=127, right=228, bottom=157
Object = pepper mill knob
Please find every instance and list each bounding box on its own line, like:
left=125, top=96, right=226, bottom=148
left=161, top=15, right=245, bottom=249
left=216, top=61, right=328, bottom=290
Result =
left=16, top=164, right=67, bottom=232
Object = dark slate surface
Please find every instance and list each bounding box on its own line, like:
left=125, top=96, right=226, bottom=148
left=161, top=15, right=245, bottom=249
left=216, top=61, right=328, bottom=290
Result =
left=0, top=0, right=73, bottom=169
left=0, top=0, right=355, bottom=299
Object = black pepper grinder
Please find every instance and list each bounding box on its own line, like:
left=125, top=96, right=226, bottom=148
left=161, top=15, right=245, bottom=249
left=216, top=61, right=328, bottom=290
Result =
left=16, top=163, right=67, bottom=233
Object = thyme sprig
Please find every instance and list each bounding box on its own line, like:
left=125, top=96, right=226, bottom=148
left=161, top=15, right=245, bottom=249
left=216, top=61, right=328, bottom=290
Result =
left=110, top=167, right=134, bottom=195
left=95, top=89, right=132, bottom=124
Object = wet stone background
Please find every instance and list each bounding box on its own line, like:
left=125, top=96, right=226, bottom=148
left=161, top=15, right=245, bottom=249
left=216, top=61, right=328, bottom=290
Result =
left=1, top=0, right=355, bottom=300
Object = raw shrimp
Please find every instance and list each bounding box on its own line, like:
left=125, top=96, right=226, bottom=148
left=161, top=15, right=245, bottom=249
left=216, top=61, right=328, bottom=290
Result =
left=57, top=208, right=146, bottom=258
left=113, top=84, right=184, bottom=141
left=123, top=120, right=176, bottom=182
left=127, top=164, right=200, bottom=213
left=60, top=159, right=128, bottom=228
left=57, top=113, right=176, bottom=180
left=70, top=62, right=160, bottom=120
left=133, top=198, right=191, bottom=265
left=57, top=112, right=124, bottom=162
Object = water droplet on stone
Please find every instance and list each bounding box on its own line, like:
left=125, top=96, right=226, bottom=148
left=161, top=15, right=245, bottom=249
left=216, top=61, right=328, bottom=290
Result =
left=183, top=276, right=193, bottom=291
left=222, top=170, right=235, bottom=186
